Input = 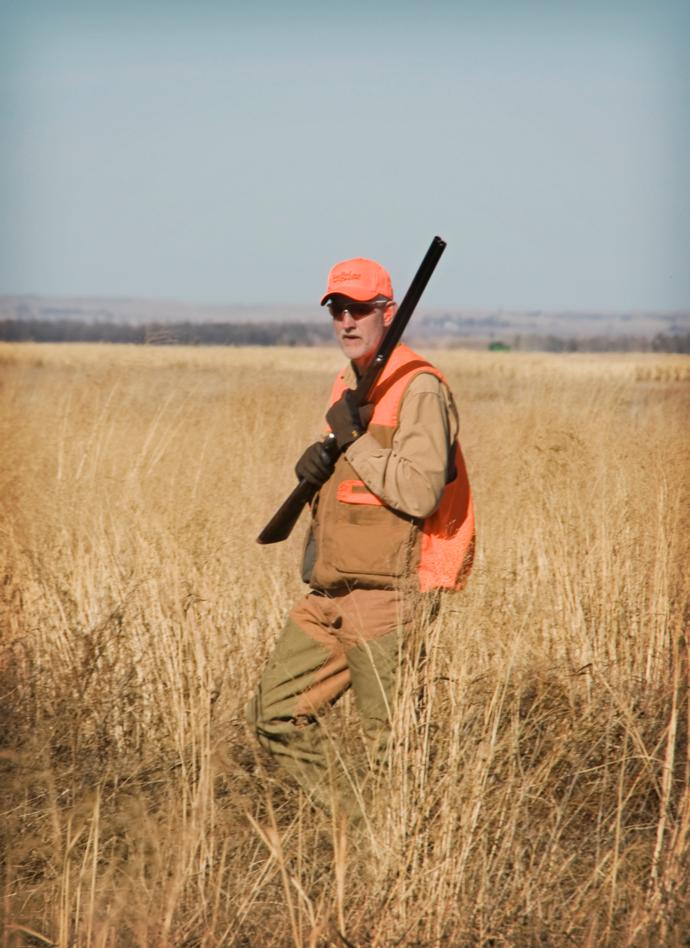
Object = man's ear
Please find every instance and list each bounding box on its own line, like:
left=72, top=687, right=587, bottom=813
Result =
left=383, top=302, right=397, bottom=327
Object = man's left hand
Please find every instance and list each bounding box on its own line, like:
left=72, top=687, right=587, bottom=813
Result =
left=326, top=390, right=374, bottom=450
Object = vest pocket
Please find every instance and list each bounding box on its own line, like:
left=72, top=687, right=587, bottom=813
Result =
left=329, top=480, right=416, bottom=579
left=336, top=479, right=384, bottom=506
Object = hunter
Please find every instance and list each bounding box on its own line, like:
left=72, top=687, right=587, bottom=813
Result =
left=248, top=256, right=474, bottom=820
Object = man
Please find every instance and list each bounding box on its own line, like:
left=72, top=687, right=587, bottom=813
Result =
left=247, top=257, right=474, bottom=820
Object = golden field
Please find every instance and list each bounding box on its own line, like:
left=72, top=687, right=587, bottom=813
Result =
left=1, top=341, right=689, bottom=946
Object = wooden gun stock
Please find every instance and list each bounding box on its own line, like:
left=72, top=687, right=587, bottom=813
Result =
left=257, top=236, right=446, bottom=545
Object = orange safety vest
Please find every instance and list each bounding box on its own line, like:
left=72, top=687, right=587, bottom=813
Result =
left=307, top=343, right=475, bottom=593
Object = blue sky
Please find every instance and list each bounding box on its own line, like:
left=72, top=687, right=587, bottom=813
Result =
left=1, top=0, right=688, bottom=309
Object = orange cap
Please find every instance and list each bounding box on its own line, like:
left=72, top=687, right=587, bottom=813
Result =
left=320, top=257, right=393, bottom=305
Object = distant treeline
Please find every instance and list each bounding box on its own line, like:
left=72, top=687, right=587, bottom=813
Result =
left=394, top=333, right=690, bottom=354
left=0, top=319, right=333, bottom=347
left=1, top=319, right=689, bottom=353
left=514, top=333, right=690, bottom=354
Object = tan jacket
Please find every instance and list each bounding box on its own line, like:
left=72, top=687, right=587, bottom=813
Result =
left=305, top=344, right=474, bottom=592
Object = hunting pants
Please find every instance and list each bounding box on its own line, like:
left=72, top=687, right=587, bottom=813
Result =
left=247, top=587, right=429, bottom=820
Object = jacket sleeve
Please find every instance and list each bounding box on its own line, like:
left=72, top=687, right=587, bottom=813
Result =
left=343, top=372, right=459, bottom=519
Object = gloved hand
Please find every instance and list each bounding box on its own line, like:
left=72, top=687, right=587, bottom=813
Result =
left=295, top=441, right=336, bottom=487
left=325, top=390, right=374, bottom=450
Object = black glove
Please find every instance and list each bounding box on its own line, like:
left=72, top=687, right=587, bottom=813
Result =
left=325, top=390, right=374, bottom=450
left=295, top=441, right=336, bottom=487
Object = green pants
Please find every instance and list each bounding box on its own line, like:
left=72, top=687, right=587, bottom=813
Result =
left=247, top=587, right=416, bottom=819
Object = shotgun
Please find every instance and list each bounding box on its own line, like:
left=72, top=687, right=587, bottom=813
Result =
left=257, top=235, right=447, bottom=545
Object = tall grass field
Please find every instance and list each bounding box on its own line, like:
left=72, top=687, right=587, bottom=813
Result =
left=1, top=342, right=689, bottom=946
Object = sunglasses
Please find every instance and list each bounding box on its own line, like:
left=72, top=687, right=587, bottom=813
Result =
left=327, top=300, right=389, bottom=319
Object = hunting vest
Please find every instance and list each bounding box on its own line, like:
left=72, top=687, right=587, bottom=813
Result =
left=306, top=343, right=475, bottom=592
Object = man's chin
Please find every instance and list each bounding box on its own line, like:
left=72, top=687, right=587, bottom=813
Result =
left=341, top=340, right=365, bottom=358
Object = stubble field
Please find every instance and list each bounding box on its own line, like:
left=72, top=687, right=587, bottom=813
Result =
left=1, top=342, right=689, bottom=946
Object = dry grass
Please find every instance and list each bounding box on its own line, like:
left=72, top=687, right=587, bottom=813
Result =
left=1, top=342, right=689, bottom=946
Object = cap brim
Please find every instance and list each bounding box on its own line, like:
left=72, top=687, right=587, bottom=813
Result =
left=320, top=286, right=382, bottom=306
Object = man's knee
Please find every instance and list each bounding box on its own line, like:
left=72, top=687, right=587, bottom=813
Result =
left=246, top=692, right=279, bottom=759
left=246, top=691, right=271, bottom=745
left=247, top=688, right=309, bottom=750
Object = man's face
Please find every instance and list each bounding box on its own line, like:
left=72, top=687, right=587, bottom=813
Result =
left=328, top=296, right=396, bottom=369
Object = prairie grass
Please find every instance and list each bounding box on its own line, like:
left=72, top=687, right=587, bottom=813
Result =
left=1, top=342, right=689, bottom=946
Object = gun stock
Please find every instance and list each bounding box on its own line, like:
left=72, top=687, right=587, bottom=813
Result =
left=256, top=236, right=446, bottom=545
left=256, top=434, right=337, bottom=544
left=256, top=479, right=318, bottom=544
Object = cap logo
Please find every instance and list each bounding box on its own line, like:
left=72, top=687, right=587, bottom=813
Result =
left=332, top=270, right=361, bottom=283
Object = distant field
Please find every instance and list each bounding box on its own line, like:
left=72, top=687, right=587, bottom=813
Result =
left=1, top=343, right=689, bottom=945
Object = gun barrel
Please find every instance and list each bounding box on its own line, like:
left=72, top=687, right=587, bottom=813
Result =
left=354, top=235, right=446, bottom=405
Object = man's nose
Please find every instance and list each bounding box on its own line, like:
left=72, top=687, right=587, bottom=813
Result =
left=340, top=310, right=357, bottom=328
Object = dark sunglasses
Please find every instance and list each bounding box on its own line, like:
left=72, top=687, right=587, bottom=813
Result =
left=327, top=300, right=389, bottom=319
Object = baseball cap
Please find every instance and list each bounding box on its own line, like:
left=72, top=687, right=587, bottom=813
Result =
left=320, top=257, right=393, bottom=305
